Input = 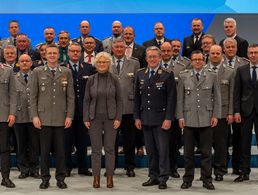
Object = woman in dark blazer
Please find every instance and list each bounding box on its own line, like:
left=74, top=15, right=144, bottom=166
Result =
left=83, top=51, right=122, bottom=188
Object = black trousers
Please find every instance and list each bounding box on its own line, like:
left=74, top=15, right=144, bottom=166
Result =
left=40, top=126, right=65, bottom=182
left=169, top=120, right=181, bottom=173
left=143, top=125, right=170, bottom=182
left=240, top=110, right=258, bottom=175
left=183, top=126, right=212, bottom=183
left=0, top=122, right=11, bottom=179
left=231, top=122, right=241, bottom=172
left=65, top=115, right=89, bottom=172
left=212, top=119, right=229, bottom=176
left=14, top=123, right=40, bottom=174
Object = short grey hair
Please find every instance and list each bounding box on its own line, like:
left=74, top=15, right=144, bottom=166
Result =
left=223, top=37, right=237, bottom=47
left=146, top=46, right=162, bottom=57
left=94, top=51, right=112, bottom=66
left=3, top=45, right=17, bottom=55
left=224, top=18, right=237, bottom=27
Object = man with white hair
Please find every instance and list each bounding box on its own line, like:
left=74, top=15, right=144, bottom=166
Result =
left=219, top=17, right=249, bottom=58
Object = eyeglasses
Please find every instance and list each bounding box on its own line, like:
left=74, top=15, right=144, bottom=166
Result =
left=191, top=58, right=204, bottom=62
left=69, top=50, right=81, bottom=53
left=96, top=61, right=110, bottom=64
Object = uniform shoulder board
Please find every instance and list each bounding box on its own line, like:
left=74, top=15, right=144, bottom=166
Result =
left=241, top=57, right=250, bottom=63
left=137, top=67, right=146, bottom=72
left=183, top=56, right=191, bottom=62
left=225, top=64, right=234, bottom=69
left=207, top=68, right=216, bottom=73
left=160, top=66, right=170, bottom=73
left=2, top=63, right=12, bottom=68
left=179, top=69, right=189, bottom=74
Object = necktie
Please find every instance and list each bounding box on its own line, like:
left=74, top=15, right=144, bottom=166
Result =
left=252, top=66, right=257, bottom=86
left=24, top=74, right=28, bottom=83
left=13, top=38, right=16, bottom=46
left=157, top=40, right=161, bottom=48
left=228, top=60, right=233, bottom=67
left=51, top=69, right=56, bottom=77
left=149, top=69, right=155, bottom=79
left=117, top=60, right=121, bottom=74
left=164, top=63, right=168, bottom=68
left=213, top=66, right=217, bottom=71
left=125, top=46, right=131, bottom=58
left=194, top=35, right=199, bottom=44
left=205, top=54, right=209, bottom=64
left=196, top=72, right=200, bottom=81
left=172, top=56, right=177, bottom=61
left=73, top=64, right=78, bottom=73
left=87, top=55, right=92, bottom=64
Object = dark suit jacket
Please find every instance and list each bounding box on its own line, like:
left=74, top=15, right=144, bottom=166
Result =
left=182, top=33, right=204, bottom=58
left=220, top=35, right=249, bottom=58
left=134, top=66, right=177, bottom=126
left=83, top=72, right=123, bottom=121
left=234, top=63, right=258, bottom=117
left=72, top=36, right=104, bottom=53
left=65, top=62, right=96, bottom=117
left=131, top=43, right=147, bottom=68
left=143, top=37, right=170, bottom=48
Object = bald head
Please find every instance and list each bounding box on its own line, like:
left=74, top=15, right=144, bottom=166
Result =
left=18, top=54, right=32, bottom=73
left=80, top=20, right=90, bottom=36
left=112, top=20, right=123, bottom=37
left=209, top=45, right=223, bottom=65
left=160, top=42, right=173, bottom=62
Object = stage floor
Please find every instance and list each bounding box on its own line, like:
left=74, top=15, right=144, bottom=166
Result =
left=1, top=168, right=258, bottom=195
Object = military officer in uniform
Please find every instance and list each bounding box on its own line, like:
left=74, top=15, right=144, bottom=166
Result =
left=110, top=38, right=140, bottom=177
left=223, top=37, right=249, bottom=175
left=171, top=39, right=191, bottom=69
left=134, top=46, right=177, bottom=189
left=177, top=50, right=221, bottom=190
left=160, top=41, right=185, bottom=178
left=30, top=44, right=75, bottom=189
left=206, top=45, right=234, bottom=181
left=64, top=43, right=95, bottom=177
left=0, top=62, right=16, bottom=188
left=14, top=54, right=40, bottom=179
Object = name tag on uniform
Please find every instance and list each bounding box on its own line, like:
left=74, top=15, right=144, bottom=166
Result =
left=140, top=79, right=144, bottom=85
left=156, top=81, right=164, bottom=89
left=185, top=87, right=191, bottom=95
left=127, top=73, right=134, bottom=77
left=41, top=77, right=47, bottom=80
left=82, top=76, right=89, bottom=79
left=61, top=77, right=68, bottom=92
left=221, top=80, right=229, bottom=85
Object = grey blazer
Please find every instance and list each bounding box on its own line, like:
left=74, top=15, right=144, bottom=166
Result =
left=83, top=72, right=123, bottom=122
left=177, top=68, right=221, bottom=127
left=15, top=71, right=33, bottom=123
left=206, top=63, right=235, bottom=118
left=110, top=57, right=140, bottom=115
left=30, top=65, right=75, bottom=127
left=0, top=64, right=17, bottom=122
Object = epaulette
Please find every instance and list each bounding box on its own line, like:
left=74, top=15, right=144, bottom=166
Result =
left=224, top=64, right=234, bottom=69
left=1, top=63, right=12, bottom=68
left=207, top=68, right=216, bottom=73
left=179, top=69, right=189, bottom=74
left=137, top=67, right=146, bottom=72
left=183, top=56, right=191, bottom=62
left=160, top=66, right=170, bottom=73
left=242, top=57, right=250, bottom=63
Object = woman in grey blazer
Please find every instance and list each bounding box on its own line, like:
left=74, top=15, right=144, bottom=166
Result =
left=83, top=52, right=122, bottom=188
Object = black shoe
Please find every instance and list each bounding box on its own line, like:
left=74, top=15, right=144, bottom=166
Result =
left=142, top=178, right=160, bottom=186
left=1, top=178, right=15, bottom=188
left=30, top=172, right=41, bottom=179
left=158, top=182, right=167, bottom=189
left=18, top=173, right=29, bottom=179
left=126, top=170, right=135, bottom=177
left=78, top=170, right=92, bottom=176
left=170, top=171, right=180, bottom=178
left=39, top=181, right=49, bottom=189
left=232, top=169, right=240, bottom=175
left=181, top=182, right=192, bottom=189
left=65, top=171, right=71, bottom=177
left=57, top=181, right=67, bottom=189
left=215, top=175, right=223, bottom=181
left=203, top=182, right=215, bottom=190
left=234, top=174, right=249, bottom=182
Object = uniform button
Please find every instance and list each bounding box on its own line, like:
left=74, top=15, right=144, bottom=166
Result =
left=147, top=108, right=150, bottom=110
left=53, top=89, right=56, bottom=92
left=118, top=77, right=121, bottom=80
left=197, top=105, right=200, bottom=108
left=147, top=100, right=150, bottom=103
left=197, top=88, right=199, bottom=91
left=197, top=94, right=199, bottom=96
left=197, top=100, right=200, bottom=102
left=148, top=86, right=150, bottom=89
left=77, top=90, right=79, bottom=92
left=76, top=79, right=79, bottom=82
left=53, top=96, right=55, bottom=98
left=53, top=83, right=56, bottom=85
left=148, top=94, right=150, bottom=96
left=53, top=102, right=55, bottom=105
left=77, top=84, right=79, bottom=87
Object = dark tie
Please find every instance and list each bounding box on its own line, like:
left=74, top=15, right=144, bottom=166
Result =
left=172, top=56, right=177, bottom=61
left=73, top=64, right=78, bottom=73
left=194, top=35, right=199, bottom=44
left=87, top=55, right=92, bottom=64
left=24, top=74, right=28, bottom=83
left=164, top=63, right=168, bottom=68
left=252, top=66, right=257, bottom=87
left=13, top=38, right=16, bottom=46
left=51, top=69, right=56, bottom=77
left=196, top=72, right=200, bottom=81
left=117, top=60, right=121, bottom=74
left=157, top=40, right=161, bottom=48
left=205, top=54, right=209, bottom=64
left=149, top=69, right=155, bottom=79
left=228, top=60, right=233, bottom=66
left=213, top=66, right=217, bottom=71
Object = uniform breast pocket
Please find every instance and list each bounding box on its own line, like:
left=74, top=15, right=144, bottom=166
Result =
left=155, top=82, right=165, bottom=90
left=202, top=85, right=212, bottom=96
left=0, top=78, right=9, bottom=87
left=39, top=80, right=49, bottom=93
left=184, top=86, right=193, bottom=95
